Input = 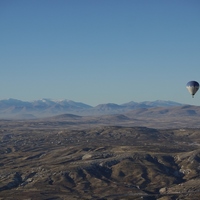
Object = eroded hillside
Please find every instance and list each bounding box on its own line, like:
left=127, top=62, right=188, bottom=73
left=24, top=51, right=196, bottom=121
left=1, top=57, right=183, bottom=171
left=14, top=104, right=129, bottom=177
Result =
left=0, top=123, right=200, bottom=199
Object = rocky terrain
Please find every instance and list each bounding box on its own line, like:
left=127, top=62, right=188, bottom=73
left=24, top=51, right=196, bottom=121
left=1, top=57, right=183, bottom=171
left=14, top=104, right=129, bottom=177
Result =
left=1, top=117, right=200, bottom=200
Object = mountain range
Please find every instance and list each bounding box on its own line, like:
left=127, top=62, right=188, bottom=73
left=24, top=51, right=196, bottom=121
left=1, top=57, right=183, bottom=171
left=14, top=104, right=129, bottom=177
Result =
left=0, top=98, right=184, bottom=119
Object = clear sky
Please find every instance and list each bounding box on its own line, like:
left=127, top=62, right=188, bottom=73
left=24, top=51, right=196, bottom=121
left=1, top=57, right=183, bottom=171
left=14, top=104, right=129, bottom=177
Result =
left=0, top=0, right=200, bottom=106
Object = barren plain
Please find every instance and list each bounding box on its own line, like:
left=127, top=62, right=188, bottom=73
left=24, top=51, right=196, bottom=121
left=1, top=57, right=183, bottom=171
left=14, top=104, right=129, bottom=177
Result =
left=1, top=111, right=200, bottom=200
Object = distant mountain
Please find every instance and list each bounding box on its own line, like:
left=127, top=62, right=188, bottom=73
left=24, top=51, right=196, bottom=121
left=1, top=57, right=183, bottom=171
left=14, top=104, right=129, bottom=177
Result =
left=0, top=98, right=92, bottom=119
left=139, top=100, right=183, bottom=107
left=91, top=100, right=184, bottom=115
left=92, top=103, right=125, bottom=114
left=126, top=105, right=200, bottom=118
left=45, top=105, right=200, bottom=129
left=0, top=99, right=184, bottom=119
left=0, top=98, right=31, bottom=108
left=121, top=100, right=182, bottom=108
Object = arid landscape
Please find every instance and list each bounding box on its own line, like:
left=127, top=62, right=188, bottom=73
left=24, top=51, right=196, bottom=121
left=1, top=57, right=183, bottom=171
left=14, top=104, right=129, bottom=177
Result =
left=2, top=0, right=199, bottom=198
left=2, top=0, right=200, bottom=199
left=1, top=103, right=200, bottom=200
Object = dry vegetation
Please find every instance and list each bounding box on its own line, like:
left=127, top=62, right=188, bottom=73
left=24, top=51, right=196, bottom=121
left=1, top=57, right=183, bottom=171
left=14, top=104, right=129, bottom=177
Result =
left=0, top=118, right=200, bottom=199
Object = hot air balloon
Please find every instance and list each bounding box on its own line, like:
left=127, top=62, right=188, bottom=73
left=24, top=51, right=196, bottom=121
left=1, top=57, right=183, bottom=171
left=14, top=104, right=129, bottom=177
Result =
left=186, top=81, right=199, bottom=98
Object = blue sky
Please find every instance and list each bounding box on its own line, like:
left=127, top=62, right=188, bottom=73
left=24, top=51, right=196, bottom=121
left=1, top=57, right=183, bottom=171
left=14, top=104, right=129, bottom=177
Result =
left=0, top=0, right=200, bottom=106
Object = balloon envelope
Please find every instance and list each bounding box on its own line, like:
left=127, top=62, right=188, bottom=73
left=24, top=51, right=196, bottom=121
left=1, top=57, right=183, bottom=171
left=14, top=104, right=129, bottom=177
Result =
left=186, top=81, right=199, bottom=97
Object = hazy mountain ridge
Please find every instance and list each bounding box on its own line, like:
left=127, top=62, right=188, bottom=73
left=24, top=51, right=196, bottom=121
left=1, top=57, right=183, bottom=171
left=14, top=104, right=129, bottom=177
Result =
left=39, top=105, right=200, bottom=129
left=0, top=98, right=184, bottom=119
